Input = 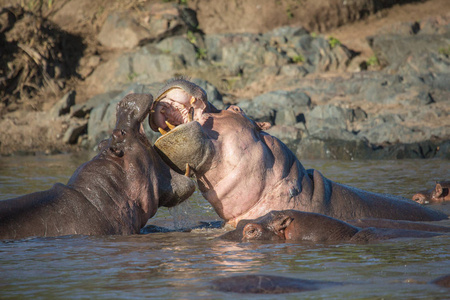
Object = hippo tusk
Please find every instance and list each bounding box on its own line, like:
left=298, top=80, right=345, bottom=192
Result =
left=190, top=97, right=197, bottom=105
left=188, top=107, right=194, bottom=122
left=165, top=120, right=176, bottom=130
left=185, top=164, right=190, bottom=177
left=158, top=128, right=168, bottom=135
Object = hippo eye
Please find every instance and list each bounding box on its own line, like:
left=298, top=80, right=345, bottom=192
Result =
left=243, top=224, right=261, bottom=240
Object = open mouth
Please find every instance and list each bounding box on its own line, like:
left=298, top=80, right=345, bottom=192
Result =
left=148, top=84, right=211, bottom=177
left=148, top=87, right=207, bottom=136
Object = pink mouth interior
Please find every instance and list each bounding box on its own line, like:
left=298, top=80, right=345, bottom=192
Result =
left=150, top=88, right=206, bottom=132
left=152, top=99, right=192, bottom=130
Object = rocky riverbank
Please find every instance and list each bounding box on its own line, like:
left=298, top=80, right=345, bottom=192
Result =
left=0, top=0, right=449, bottom=159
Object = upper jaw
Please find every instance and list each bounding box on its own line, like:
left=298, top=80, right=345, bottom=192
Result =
left=148, top=86, right=209, bottom=136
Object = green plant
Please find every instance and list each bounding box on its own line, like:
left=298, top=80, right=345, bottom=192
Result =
left=438, top=46, right=450, bottom=57
left=328, top=36, right=341, bottom=49
left=366, top=55, right=379, bottom=67
left=127, top=72, right=138, bottom=82
left=291, top=54, right=305, bottom=64
left=196, top=48, right=207, bottom=60
left=286, top=6, right=294, bottom=19
left=310, top=32, right=317, bottom=38
left=187, top=30, right=197, bottom=45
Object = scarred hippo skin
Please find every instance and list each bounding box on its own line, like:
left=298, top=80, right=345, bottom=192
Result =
left=219, top=210, right=449, bottom=243
left=210, top=274, right=341, bottom=294
left=151, top=79, right=448, bottom=226
left=412, top=181, right=450, bottom=204
left=0, top=94, right=195, bottom=240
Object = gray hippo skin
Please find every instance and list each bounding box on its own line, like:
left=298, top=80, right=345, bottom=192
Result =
left=0, top=94, right=195, bottom=240
left=211, top=274, right=341, bottom=294
left=211, top=273, right=450, bottom=294
left=219, top=210, right=449, bottom=243
left=412, top=181, right=450, bottom=204
left=150, top=79, right=448, bottom=226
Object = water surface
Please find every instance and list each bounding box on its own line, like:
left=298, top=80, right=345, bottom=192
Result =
left=1, top=154, right=449, bottom=299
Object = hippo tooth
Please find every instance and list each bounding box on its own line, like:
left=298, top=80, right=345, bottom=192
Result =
left=188, top=107, right=194, bottom=122
left=158, top=127, right=168, bottom=135
left=190, top=97, right=197, bottom=105
left=165, top=120, right=176, bottom=130
left=185, top=164, right=190, bottom=177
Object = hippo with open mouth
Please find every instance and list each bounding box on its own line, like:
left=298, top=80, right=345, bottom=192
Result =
left=150, top=79, right=448, bottom=227
left=0, top=93, right=195, bottom=239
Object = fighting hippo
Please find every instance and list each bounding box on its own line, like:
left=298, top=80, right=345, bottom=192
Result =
left=412, top=181, right=450, bottom=204
left=219, top=210, right=450, bottom=243
left=149, top=79, right=447, bottom=226
left=0, top=94, right=195, bottom=240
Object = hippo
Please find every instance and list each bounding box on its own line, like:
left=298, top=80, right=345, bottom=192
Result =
left=211, top=274, right=341, bottom=294
left=219, top=210, right=450, bottom=243
left=412, top=181, right=450, bottom=204
left=211, top=273, right=450, bottom=294
left=149, top=79, right=448, bottom=226
left=0, top=93, right=195, bottom=240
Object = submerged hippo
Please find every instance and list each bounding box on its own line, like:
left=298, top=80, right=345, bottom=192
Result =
left=412, top=181, right=450, bottom=204
left=219, top=210, right=449, bottom=243
left=0, top=94, right=195, bottom=240
left=211, top=273, right=450, bottom=294
left=211, top=274, right=341, bottom=294
left=149, top=79, right=447, bottom=226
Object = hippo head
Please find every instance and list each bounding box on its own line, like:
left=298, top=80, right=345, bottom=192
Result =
left=220, top=210, right=359, bottom=243
left=149, top=79, right=277, bottom=223
left=412, top=181, right=450, bottom=204
left=96, top=93, right=196, bottom=215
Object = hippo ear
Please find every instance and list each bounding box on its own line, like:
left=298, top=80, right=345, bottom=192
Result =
left=272, top=216, right=293, bottom=237
left=434, top=183, right=443, bottom=197
left=256, top=121, right=271, bottom=131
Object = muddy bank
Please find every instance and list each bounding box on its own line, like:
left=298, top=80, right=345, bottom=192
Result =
left=0, top=0, right=449, bottom=158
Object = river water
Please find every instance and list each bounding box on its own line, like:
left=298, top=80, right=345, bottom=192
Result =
left=1, top=153, right=449, bottom=299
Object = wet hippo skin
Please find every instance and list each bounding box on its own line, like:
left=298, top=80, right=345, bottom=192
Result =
left=219, top=210, right=450, bottom=243
left=0, top=94, right=195, bottom=240
left=211, top=273, right=450, bottom=294
left=150, top=79, right=448, bottom=226
left=210, top=274, right=341, bottom=294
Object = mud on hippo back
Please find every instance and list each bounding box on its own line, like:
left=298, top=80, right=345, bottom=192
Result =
left=0, top=93, right=195, bottom=240
left=149, top=79, right=447, bottom=226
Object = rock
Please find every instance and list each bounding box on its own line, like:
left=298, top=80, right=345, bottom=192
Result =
left=49, top=91, right=76, bottom=118
left=86, top=45, right=187, bottom=94
left=297, top=136, right=374, bottom=160
left=87, top=82, right=163, bottom=148
left=70, top=90, right=121, bottom=119
left=98, top=13, right=151, bottom=49
left=155, top=36, right=198, bottom=67
left=368, top=32, right=450, bottom=73
left=305, top=104, right=352, bottom=134
left=97, top=3, right=199, bottom=49
left=63, top=120, right=88, bottom=144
